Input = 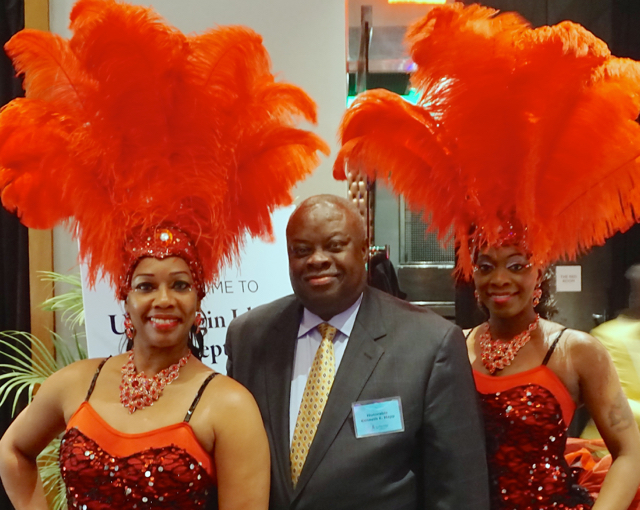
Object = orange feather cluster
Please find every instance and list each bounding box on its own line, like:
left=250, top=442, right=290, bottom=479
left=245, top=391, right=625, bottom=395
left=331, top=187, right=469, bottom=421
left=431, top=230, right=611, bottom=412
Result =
left=0, top=0, right=329, bottom=294
left=335, top=3, right=640, bottom=279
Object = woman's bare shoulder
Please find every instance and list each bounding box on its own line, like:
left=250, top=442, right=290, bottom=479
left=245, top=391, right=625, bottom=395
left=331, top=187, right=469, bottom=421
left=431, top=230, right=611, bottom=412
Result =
left=544, top=322, right=609, bottom=367
left=556, top=326, right=602, bottom=350
left=542, top=320, right=593, bottom=343
left=27, top=357, right=112, bottom=416
left=199, top=373, right=258, bottom=411
left=45, top=357, right=110, bottom=385
left=44, top=357, right=127, bottom=400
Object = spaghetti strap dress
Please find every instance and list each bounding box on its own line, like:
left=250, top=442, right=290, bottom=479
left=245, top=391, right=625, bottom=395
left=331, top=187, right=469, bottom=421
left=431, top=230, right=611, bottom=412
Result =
left=472, top=329, right=593, bottom=510
left=59, top=358, right=218, bottom=509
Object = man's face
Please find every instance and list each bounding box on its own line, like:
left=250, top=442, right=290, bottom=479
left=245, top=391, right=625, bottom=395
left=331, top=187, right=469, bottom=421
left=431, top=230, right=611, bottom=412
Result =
left=287, top=201, right=367, bottom=320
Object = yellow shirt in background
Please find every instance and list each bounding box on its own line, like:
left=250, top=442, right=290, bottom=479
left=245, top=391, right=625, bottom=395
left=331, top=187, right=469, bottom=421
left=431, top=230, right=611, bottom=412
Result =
left=582, top=316, right=640, bottom=439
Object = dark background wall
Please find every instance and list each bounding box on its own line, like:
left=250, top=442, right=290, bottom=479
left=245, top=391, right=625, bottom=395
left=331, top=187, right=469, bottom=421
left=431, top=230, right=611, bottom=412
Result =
left=1, top=2, right=28, bottom=509
left=1, top=4, right=29, bottom=336
left=469, top=0, right=611, bottom=40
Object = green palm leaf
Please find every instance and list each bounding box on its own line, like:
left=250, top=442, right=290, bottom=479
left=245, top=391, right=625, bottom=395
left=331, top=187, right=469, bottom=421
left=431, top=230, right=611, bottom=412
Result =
left=38, top=439, right=67, bottom=510
left=39, top=271, right=85, bottom=331
left=0, top=333, right=56, bottom=414
left=0, top=271, right=87, bottom=509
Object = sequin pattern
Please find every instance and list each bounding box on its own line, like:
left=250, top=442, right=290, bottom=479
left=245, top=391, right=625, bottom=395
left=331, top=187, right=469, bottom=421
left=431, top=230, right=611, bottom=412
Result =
left=480, top=384, right=593, bottom=510
left=60, top=428, right=213, bottom=509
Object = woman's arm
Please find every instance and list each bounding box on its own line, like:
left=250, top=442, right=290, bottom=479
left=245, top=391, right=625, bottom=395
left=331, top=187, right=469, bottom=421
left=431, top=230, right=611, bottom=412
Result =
left=0, top=363, right=80, bottom=509
left=573, top=333, right=640, bottom=510
left=210, top=376, right=270, bottom=510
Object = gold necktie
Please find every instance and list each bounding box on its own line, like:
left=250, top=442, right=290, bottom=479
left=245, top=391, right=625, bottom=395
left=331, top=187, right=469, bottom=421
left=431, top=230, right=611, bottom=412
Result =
left=290, top=322, right=337, bottom=486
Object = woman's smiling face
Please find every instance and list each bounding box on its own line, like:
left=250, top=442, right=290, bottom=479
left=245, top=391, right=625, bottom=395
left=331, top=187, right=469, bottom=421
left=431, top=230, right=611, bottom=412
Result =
left=473, top=245, right=542, bottom=320
left=125, top=256, right=198, bottom=351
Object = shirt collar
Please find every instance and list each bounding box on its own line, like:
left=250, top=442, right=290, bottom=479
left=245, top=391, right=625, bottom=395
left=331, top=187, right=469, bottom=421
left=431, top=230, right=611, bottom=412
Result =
left=298, top=293, right=363, bottom=339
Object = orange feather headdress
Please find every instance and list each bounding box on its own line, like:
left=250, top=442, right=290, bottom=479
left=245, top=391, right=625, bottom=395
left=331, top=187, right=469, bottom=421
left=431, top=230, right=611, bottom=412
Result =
left=334, top=3, right=640, bottom=279
left=0, top=0, right=329, bottom=299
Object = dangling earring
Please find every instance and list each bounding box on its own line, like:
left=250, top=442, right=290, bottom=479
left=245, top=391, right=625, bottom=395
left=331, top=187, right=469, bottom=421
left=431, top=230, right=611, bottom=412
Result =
left=194, top=310, right=206, bottom=335
left=533, top=286, right=542, bottom=307
left=474, top=289, right=481, bottom=306
left=124, top=313, right=136, bottom=340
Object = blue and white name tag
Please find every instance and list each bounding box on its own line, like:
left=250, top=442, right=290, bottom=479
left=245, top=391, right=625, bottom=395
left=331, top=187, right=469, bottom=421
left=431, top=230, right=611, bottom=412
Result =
left=352, top=397, right=404, bottom=438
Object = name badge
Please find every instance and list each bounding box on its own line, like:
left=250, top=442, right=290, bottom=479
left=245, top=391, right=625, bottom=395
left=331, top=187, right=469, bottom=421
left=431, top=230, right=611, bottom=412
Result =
left=352, top=397, right=404, bottom=438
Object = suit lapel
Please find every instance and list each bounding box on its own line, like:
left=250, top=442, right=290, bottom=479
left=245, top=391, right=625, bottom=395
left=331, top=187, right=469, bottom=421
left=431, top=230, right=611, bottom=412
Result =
left=264, top=299, right=302, bottom=500
left=293, top=288, right=386, bottom=497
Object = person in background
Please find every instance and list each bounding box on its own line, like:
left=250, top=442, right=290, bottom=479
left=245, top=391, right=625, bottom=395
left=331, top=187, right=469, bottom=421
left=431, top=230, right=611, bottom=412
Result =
left=226, top=194, right=490, bottom=510
left=334, top=4, right=640, bottom=509
left=582, top=264, right=640, bottom=439
left=0, top=1, right=328, bottom=508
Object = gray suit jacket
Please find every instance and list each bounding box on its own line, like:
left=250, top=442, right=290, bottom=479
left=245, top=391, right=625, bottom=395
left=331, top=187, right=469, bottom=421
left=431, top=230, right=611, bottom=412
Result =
left=225, top=286, right=489, bottom=510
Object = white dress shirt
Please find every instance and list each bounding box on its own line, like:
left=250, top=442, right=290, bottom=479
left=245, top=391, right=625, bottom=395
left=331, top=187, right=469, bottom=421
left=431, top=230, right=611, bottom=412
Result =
left=289, top=294, right=363, bottom=446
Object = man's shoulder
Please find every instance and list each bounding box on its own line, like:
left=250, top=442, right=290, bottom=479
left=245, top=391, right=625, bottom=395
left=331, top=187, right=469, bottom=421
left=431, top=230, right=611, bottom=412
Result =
left=229, top=293, right=300, bottom=329
left=364, top=286, right=455, bottom=331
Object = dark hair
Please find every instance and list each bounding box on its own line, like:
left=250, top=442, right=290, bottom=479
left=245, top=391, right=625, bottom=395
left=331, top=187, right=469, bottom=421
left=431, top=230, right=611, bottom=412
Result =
left=535, top=267, right=558, bottom=320
left=123, top=324, right=206, bottom=360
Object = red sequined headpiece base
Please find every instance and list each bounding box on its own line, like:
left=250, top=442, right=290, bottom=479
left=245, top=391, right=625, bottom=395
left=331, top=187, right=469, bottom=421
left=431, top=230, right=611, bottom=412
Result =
left=469, top=219, right=535, bottom=264
left=118, top=226, right=205, bottom=300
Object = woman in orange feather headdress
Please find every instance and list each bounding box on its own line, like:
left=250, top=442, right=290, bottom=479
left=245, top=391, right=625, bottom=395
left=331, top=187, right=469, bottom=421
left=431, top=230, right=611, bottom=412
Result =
left=335, top=3, right=640, bottom=510
left=0, top=0, right=329, bottom=509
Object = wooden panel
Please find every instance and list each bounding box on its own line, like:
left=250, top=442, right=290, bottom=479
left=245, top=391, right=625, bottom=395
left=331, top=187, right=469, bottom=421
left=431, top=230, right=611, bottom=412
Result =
left=25, top=0, right=50, bottom=32
left=24, top=0, right=54, bottom=350
left=28, top=229, right=54, bottom=351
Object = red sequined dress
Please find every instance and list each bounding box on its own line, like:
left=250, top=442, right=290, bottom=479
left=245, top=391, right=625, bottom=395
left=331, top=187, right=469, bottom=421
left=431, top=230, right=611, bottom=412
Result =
left=473, top=330, right=593, bottom=510
left=59, top=359, right=218, bottom=509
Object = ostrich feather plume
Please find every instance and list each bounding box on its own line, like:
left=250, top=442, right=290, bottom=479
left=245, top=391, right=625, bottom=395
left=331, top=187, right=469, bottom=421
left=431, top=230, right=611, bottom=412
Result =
left=334, top=3, right=640, bottom=278
left=0, top=0, right=329, bottom=294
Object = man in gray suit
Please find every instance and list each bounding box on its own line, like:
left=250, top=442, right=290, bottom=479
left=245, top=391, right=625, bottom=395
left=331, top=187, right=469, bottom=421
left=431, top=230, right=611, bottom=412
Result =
left=225, top=195, right=489, bottom=510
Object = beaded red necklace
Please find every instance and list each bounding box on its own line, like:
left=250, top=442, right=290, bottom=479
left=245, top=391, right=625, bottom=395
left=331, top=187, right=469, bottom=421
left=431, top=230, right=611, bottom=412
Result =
left=479, top=314, right=540, bottom=375
left=120, top=350, right=191, bottom=414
